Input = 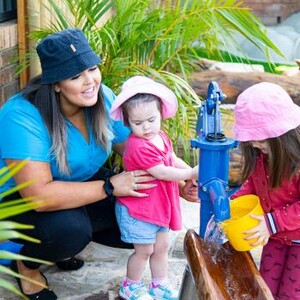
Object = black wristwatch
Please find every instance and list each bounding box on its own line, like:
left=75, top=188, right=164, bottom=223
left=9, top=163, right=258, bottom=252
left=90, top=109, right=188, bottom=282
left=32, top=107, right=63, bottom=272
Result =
left=103, top=176, right=114, bottom=197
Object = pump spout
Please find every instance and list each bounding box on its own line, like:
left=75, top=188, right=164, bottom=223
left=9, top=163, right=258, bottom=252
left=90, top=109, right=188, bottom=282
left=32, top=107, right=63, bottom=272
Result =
left=203, top=178, right=230, bottom=222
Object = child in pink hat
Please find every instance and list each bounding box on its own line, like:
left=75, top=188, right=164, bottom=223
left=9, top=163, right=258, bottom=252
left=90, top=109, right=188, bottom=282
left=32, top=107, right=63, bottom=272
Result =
left=232, top=82, right=300, bottom=299
left=110, top=76, right=198, bottom=300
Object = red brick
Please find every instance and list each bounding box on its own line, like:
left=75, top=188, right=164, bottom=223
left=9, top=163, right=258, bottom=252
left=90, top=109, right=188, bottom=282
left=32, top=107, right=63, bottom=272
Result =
left=0, top=64, right=18, bottom=86
left=0, top=20, right=18, bottom=50
left=2, top=79, right=19, bottom=102
left=0, top=47, right=18, bottom=68
left=242, top=0, right=300, bottom=25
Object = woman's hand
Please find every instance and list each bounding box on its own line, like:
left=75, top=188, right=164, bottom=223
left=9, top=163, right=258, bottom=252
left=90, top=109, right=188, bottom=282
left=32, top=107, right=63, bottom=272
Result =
left=244, top=214, right=270, bottom=246
left=179, top=180, right=199, bottom=203
left=110, top=170, right=156, bottom=197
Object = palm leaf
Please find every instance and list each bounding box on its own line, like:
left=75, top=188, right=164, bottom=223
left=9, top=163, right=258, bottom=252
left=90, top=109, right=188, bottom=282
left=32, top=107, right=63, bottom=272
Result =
left=0, top=162, right=51, bottom=298
left=0, top=253, right=53, bottom=299
left=0, top=253, right=51, bottom=266
left=0, top=160, right=28, bottom=186
left=0, top=221, right=34, bottom=230
left=0, top=199, right=38, bottom=220
left=0, top=276, right=26, bottom=299
left=18, top=0, right=283, bottom=163
left=0, top=230, right=39, bottom=243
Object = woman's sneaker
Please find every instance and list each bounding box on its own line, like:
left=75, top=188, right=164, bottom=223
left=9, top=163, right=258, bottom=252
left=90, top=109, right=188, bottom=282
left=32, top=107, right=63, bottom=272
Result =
left=149, top=281, right=178, bottom=300
left=119, top=281, right=153, bottom=300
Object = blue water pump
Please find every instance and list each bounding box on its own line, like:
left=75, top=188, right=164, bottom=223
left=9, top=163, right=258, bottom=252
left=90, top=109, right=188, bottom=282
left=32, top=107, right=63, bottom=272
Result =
left=191, top=82, right=238, bottom=238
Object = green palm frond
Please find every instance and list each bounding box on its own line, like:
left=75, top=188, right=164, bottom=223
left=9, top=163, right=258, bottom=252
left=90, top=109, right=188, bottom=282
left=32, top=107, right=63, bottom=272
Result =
left=0, top=253, right=52, bottom=300
left=19, top=0, right=282, bottom=163
left=0, top=253, right=51, bottom=266
left=0, top=160, right=28, bottom=186
left=0, top=229, right=39, bottom=243
left=0, top=162, right=52, bottom=298
left=0, top=161, right=38, bottom=217
left=0, top=275, right=26, bottom=299
left=0, top=198, right=38, bottom=220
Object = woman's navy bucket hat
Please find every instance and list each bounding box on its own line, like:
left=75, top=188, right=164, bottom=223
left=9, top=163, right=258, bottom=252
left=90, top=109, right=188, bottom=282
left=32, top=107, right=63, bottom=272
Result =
left=36, top=28, right=101, bottom=84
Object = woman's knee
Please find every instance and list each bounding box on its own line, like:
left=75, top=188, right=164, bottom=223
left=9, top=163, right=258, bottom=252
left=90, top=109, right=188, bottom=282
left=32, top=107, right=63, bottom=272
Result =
left=20, top=212, right=92, bottom=267
left=35, top=209, right=92, bottom=253
left=54, top=214, right=92, bottom=247
left=57, top=221, right=91, bottom=247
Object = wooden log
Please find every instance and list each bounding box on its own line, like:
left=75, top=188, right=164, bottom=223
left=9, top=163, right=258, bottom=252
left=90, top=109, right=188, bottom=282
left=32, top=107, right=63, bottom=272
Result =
left=190, top=70, right=300, bottom=105
left=17, top=0, right=30, bottom=89
left=182, top=229, right=274, bottom=300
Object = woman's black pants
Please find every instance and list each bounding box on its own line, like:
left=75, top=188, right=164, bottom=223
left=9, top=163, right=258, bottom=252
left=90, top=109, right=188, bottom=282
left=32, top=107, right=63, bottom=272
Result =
left=2, top=168, right=132, bottom=269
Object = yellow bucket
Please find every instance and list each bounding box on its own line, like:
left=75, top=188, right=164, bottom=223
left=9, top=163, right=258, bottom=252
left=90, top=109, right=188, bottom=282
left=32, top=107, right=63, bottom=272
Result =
left=222, top=194, right=264, bottom=251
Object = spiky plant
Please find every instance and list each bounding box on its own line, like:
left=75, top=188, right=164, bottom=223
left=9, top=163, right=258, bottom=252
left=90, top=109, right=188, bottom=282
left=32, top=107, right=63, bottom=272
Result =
left=0, top=161, right=52, bottom=299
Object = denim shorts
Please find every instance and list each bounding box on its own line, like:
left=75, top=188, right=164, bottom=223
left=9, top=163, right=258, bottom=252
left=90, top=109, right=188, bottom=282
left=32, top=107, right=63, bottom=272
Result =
left=115, top=203, right=169, bottom=244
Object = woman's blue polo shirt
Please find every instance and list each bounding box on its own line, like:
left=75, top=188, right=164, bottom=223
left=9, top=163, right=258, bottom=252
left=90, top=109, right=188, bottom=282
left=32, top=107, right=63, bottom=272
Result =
left=0, top=84, right=130, bottom=193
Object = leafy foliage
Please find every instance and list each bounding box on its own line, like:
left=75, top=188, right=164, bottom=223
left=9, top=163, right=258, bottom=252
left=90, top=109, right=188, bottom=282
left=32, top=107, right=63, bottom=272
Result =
left=20, top=0, right=282, bottom=162
left=0, top=162, right=52, bottom=299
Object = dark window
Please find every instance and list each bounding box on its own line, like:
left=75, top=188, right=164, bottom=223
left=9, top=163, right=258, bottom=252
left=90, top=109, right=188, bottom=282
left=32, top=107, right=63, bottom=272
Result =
left=0, top=0, right=17, bottom=23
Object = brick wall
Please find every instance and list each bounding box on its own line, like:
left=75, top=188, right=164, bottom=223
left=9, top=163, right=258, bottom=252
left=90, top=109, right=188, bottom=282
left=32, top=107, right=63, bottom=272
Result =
left=243, top=0, right=300, bottom=25
left=0, top=20, right=19, bottom=106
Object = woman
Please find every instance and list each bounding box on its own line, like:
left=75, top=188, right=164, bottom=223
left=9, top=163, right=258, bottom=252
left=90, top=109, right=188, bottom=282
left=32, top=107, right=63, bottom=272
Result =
left=0, top=29, right=198, bottom=300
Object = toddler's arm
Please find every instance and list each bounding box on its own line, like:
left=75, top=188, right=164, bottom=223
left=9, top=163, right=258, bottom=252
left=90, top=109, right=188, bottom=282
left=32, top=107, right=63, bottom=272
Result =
left=147, top=163, right=198, bottom=181
left=171, top=152, right=192, bottom=169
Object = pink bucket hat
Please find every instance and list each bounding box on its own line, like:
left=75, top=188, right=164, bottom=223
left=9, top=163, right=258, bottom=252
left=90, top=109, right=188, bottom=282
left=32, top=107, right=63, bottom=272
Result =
left=110, top=76, right=178, bottom=121
left=233, top=82, right=300, bottom=141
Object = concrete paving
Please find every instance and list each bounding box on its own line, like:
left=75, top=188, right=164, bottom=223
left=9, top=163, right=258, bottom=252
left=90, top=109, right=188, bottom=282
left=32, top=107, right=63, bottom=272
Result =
left=0, top=200, right=262, bottom=299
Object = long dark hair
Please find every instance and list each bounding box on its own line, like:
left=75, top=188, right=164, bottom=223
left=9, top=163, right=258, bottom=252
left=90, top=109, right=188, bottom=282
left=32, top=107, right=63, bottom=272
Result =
left=21, top=75, right=112, bottom=175
left=240, top=126, right=300, bottom=188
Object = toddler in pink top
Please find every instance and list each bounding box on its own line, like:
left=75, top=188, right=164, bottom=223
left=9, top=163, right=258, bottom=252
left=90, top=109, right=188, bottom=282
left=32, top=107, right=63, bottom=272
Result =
left=110, top=76, right=198, bottom=300
left=232, top=82, right=300, bottom=299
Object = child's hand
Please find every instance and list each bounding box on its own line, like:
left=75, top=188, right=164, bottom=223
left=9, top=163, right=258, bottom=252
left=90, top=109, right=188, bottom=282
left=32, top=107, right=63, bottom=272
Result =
left=243, top=214, right=270, bottom=246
